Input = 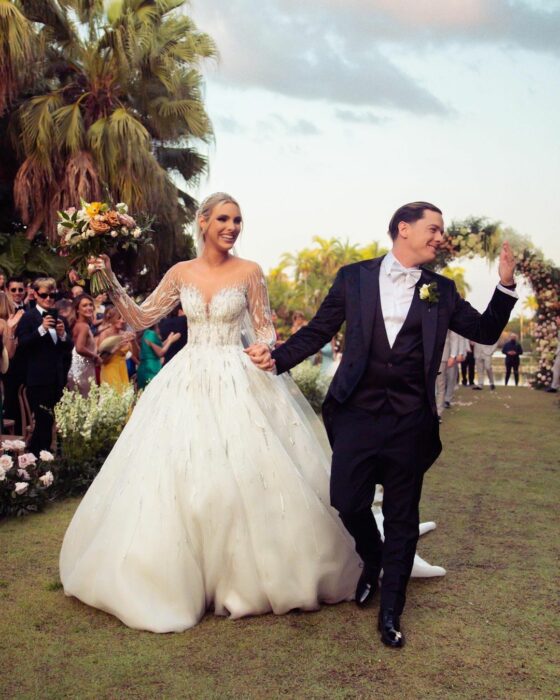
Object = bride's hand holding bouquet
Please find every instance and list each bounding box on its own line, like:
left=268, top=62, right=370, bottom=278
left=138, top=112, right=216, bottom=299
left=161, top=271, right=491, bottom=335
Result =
left=57, top=201, right=149, bottom=295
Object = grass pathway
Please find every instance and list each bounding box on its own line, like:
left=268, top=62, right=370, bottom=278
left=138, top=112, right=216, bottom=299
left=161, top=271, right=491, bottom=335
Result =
left=1, top=387, right=558, bottom=699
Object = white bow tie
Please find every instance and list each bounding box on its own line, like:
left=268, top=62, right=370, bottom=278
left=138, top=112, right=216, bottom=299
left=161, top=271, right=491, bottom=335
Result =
left=389, top=265, right=421, bottom=287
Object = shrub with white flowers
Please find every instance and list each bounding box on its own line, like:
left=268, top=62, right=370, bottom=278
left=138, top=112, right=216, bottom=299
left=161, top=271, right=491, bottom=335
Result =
left=54, top=382, right=135, bottom=492
left=290, top=360, right=330, bottom=413
left=0, top=441, right=55, bottom=518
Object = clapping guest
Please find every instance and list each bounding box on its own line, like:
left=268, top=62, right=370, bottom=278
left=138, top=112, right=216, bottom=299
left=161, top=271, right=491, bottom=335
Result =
left=159, top=308, right=188, bottom=364
left=501, top=333, right=523, bottom=386
left=97, top=307, right=138, bottom=393
left=67, top=295, right=100, bottom=396
left=16, top=278, right=73, bottom=453
left=137, top=325, right=181, bottom=389
left=7, top=276, right=26, bottom=311
left=0, top=293, right=24, bottom=431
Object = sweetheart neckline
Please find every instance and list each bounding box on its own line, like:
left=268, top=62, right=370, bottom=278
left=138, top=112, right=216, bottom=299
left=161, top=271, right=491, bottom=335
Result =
left=181, top=282, right=247, bottom=311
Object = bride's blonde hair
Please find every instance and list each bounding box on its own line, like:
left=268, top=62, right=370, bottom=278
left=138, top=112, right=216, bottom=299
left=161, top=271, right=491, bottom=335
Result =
left=194, top=192, right=241, bottom=255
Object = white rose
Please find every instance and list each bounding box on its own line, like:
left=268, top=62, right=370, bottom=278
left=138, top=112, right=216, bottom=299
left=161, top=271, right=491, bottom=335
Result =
left=419, top=284, right=430, bottom=300
left=39, top=450, right=54, bottom=462
left=110, top=230, right=119, bottom=238
left=0, top=466, right=5, bottom=481
left=132, top=227, right=142, bottom=239
left=2, top=439, right=26, bottom=451
left=39, top=471, right=54, bottom=487
left=14, top=482, right=29, bottom=495
left=0, top=454, right=13, bottom=470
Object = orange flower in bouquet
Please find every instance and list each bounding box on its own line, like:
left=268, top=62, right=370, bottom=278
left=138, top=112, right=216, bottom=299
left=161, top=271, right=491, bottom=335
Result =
left=57, top=200, right=149, bottom=294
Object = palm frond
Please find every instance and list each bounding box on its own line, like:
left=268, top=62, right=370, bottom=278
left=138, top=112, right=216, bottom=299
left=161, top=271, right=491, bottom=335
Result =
left=60, top=150, right=101, bottom=209
left=0, top=0, right=34, bottom=115
left=53, top=102, right=85, bottom=153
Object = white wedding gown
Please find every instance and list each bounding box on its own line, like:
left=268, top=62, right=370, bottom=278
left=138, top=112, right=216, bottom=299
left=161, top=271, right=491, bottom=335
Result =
left=60, top=263, right=444, bottom=633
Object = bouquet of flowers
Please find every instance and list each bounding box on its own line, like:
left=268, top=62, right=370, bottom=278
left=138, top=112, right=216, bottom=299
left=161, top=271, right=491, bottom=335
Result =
left=0, top=441, right=56, bottom=518
left=57, top=200, right=149, bottom=294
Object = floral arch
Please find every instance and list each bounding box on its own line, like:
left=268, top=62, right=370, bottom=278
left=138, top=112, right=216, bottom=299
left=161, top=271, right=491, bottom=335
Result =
left=434, top=218, right=559, bottom=389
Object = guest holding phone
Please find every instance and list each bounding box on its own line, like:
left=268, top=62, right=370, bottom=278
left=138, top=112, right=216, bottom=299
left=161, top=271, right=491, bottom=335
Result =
left=16, top=277, right=73, bottom=453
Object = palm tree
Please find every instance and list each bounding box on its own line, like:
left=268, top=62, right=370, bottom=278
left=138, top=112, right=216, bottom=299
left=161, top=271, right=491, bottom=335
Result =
left=1, top=0, right=215, bottom=286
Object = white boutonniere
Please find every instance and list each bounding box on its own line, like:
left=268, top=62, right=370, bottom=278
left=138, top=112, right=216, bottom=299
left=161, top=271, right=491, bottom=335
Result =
left=419, top=282, right=439, bottom=304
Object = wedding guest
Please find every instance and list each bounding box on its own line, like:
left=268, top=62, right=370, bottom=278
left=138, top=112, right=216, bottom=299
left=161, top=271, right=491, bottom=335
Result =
left=473, top=341, right=498, bottom=390
left=67, top=294, right=100, bottom=396
left=16, top=277, right=73, bottom=453
left=461, top=339, right=475, bottom=386
left=24, top=282, right=37, bottom=309
left=136, top=325, right=181, bottom=389
left=0, top=292, right=24, bottom=430
left=2, top=280, right=28, bottom=433
left=546, top=316, right=560, bottom=393
left=502, top=333, right=523, bottom=386
left=436, top=330, right=459, bottom=418
left=97, top=307, right=137, bottom=393
left=55, top=299, right=75, bottom=379
left=7, top=276, right=26, bottom=311
left=0, top=270, right=6, bottom=291
left=159, top=308, right=188, bottom=364
left=444, top=334, right=468, bottom=407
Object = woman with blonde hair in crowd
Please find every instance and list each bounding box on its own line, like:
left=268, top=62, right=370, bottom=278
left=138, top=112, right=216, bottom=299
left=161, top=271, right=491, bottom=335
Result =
left=97, top=306, right=138, bottom=393
left=67, top=294, right=100, bottom=396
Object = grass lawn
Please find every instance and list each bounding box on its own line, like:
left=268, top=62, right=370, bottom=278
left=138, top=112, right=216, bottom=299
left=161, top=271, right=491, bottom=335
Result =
left=1, top=387, right=558, bottom=699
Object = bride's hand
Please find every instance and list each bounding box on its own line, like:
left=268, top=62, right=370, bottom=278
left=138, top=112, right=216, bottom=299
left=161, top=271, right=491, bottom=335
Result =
left=88, top=254, right=112, bottom=273
left=244, top=343, right=275, bottom=371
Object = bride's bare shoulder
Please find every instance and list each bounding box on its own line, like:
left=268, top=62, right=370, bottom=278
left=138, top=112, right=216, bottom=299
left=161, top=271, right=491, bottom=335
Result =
left=235, top=258, right=262, bottom=275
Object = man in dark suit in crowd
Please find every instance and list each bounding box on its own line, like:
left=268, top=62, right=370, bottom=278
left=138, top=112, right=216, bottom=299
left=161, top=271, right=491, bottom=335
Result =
left=16, top=277, right=73, bottom=453
left=159, top=308, right=188, bottom=364
left=246, top=201, right=517, bottom=648
left=502, top=332, right=523, bottom=386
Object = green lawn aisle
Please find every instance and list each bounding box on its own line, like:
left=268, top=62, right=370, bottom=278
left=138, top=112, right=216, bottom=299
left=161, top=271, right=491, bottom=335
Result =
left=1, top=387, right=557, bottom=700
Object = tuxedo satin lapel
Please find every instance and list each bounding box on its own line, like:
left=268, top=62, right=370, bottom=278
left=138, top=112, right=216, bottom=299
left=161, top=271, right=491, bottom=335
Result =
left=360, top=258, right=383, bottom=350
left=419, top=270, right=438, bottom=377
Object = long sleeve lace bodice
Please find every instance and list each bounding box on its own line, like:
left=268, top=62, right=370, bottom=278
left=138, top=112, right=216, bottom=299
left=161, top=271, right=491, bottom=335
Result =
left=105, top=261, right=276, bottom=347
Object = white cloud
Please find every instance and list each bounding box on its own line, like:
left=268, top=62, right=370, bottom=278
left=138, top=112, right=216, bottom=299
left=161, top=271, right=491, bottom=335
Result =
left=190, top=0, right=560, bottom=116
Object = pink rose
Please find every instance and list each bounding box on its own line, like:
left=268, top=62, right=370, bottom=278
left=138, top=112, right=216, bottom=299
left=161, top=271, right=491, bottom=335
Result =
left=39, top=471, right=54, bottom=487
left=17, top=468, right=30, bottom=480
left=14, top=482, right=29, bottom=495
left=0, top=454, right=13, bottom=470
left=118, top=213, right=136, bottom=228
left=39, top=450, right=54, bottom=462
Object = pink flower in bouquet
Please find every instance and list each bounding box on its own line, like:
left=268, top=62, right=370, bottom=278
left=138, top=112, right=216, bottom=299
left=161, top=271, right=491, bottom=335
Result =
left=0, top=454, right=13, bottom=470
left=2, top=439, right=26, bottom=452
left=39, top=450, right=54, bottom=462
left=118, top=213, right=136, bottom=228
left=14, top=482, right=29, bottom=495
left=17, top=468, right=30, bottom=480
left=39, top=471, right=54, bottom=487
left=18, top=453, right=37, bottom=468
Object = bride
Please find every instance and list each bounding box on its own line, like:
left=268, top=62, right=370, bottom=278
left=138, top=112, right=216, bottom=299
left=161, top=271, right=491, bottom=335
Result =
left=59, top=193, right=444, bottom=633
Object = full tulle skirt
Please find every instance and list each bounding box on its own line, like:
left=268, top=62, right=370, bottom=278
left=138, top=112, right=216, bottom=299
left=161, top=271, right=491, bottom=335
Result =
left=60, top=345, right=361, bottom=632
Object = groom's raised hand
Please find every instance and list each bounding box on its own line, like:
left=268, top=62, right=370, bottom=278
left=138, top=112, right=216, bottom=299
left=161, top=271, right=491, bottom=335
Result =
left=244, top=343, right=276, bottom=371
left=498, top=241, right=516, bottom=286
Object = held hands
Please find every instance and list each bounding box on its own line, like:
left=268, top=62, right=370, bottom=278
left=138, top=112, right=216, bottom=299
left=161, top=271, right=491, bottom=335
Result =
left=244, top=343, right=275, bottom=371
left=498, top=241, right=516, bottom=286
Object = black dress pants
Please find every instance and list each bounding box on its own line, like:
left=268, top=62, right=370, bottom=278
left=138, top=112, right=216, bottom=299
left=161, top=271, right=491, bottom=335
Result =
left=505, top=358, right=520, bottom=385
left=27, top=385, right=60, bottom=454
left=330, top=403, right=438, bottom=615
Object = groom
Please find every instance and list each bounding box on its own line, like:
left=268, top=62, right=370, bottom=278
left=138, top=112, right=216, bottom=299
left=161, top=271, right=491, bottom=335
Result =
left=246, top=202, right=517, bottom=648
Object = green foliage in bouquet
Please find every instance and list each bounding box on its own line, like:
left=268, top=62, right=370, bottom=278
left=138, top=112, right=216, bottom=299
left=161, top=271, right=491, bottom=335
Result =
left=54, top=382, right=135, bottom=495
left=290, top=360, right=330, bottom=414
left=0, top=442, right=56, bottom=518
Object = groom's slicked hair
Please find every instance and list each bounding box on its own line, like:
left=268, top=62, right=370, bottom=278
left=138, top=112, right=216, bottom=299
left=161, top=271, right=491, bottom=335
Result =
left=388, top=202, right=442, bottom=241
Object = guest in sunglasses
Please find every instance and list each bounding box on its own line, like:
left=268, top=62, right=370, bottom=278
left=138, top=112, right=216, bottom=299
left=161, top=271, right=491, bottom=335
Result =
left=16, top=277, right=73, bottom=453
left=2, top=277, right=30, bottom=432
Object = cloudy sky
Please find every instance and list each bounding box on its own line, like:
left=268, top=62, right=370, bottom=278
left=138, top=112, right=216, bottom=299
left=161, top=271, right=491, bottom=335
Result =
left=187, top=0, right=559, bottom=310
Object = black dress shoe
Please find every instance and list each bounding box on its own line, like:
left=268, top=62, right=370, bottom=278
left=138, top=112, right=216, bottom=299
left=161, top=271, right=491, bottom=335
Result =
left=355, top=566, right=380, bottom=607
left=378, top=608, right=405, bottom=648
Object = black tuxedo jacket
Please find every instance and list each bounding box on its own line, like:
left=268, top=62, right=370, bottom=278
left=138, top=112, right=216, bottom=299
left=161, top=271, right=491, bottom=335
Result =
left=16, top=308, right=73, bottom=388
left=272, top=256, right=517, bottom=416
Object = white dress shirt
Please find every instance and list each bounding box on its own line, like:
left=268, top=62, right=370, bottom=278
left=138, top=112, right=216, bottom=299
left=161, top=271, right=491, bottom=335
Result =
left=379, top=251, right=518, bottom=349
left=379, top=251, right=421, bottom=348
left=36, top=304, right=61, bottom=343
